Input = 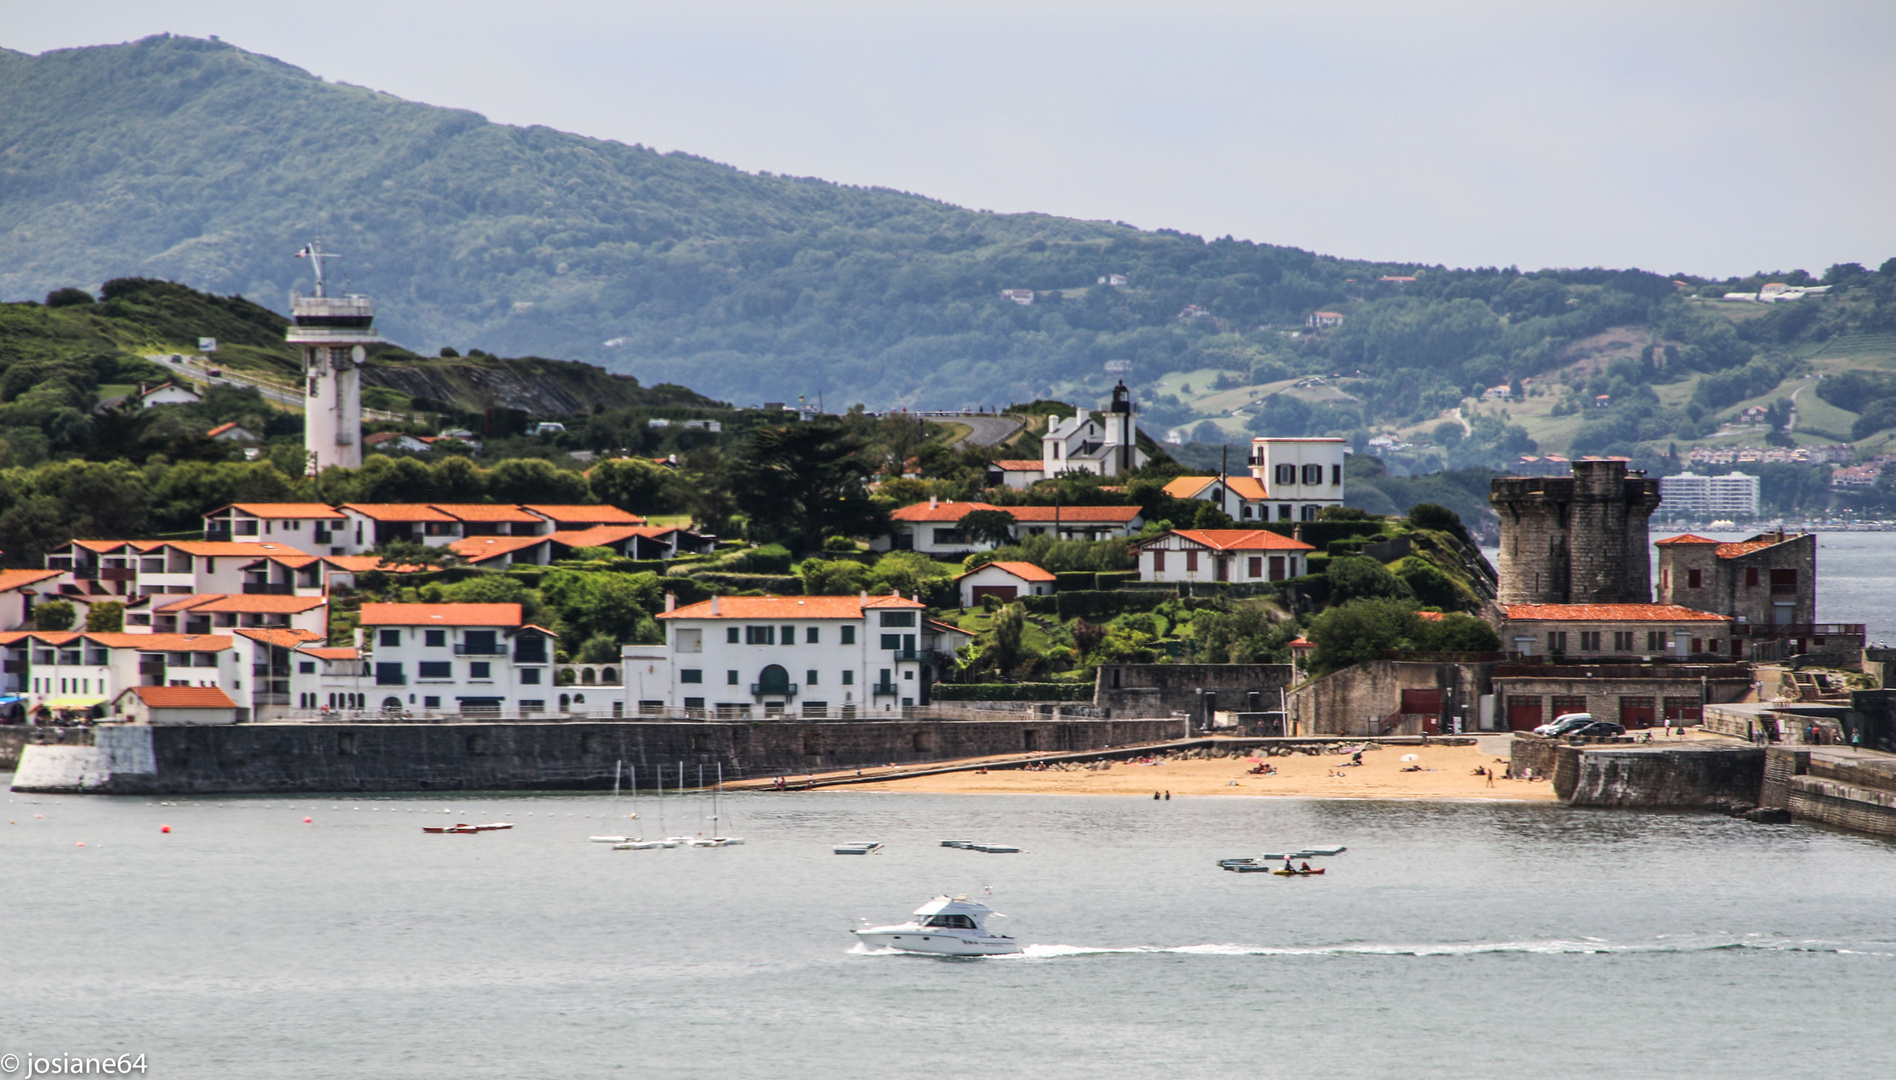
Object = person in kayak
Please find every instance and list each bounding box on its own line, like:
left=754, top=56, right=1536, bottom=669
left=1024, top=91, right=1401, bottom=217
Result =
left=1300, top=861, right=1312, bottom=872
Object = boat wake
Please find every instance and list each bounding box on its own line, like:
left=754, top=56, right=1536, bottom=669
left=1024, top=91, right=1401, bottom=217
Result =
left=996, top=937, right=1893, bottom=960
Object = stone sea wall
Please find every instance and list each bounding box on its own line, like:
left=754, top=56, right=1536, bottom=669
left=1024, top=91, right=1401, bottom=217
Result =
left=10, top=718, right=1184, bottom=795
left=1553, top=743, right=1765, bottom=809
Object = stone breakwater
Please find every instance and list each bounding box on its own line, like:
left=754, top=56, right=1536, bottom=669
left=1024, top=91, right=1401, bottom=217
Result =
left=9, top=718, right=1187, bottom=795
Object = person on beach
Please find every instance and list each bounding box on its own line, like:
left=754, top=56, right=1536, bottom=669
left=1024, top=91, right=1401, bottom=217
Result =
left=1164, top=790, right=1171, bottom=800
left=1486, top=768, right=1495, bottom=788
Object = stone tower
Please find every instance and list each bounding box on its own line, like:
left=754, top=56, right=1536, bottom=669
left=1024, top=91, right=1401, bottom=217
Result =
left=288, top=241, right=382, bottom=474
left=1490, top=458, right=1661, bottom=605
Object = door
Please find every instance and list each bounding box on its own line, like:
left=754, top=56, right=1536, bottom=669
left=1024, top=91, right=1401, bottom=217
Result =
left=1663, top=697, right=1702, bottom=723
left=970, top=585, right=1017, bottom=604
left=1506, top=696, right=1543, bottom=731
left=1269, top=556, right=1286, bottom=581
left=1619, top=696, right=1656, bottom=728
left=1215, top=557, right=1230, bottom=582
left=1401, top=688, right=1443, bottom=715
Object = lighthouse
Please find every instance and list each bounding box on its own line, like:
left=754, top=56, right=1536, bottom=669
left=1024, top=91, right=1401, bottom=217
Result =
left=287, top=241, right=380, bottom=474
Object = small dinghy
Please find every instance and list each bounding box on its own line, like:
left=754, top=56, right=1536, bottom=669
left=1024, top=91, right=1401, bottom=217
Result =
left=940, top=840, right=975, bottom=849
left=835, top=841, right=884, bottom=855
left=969, top=843, right=1020, bottom=854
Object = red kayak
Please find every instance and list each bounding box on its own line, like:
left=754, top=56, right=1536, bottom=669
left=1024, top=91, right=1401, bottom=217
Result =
left=1271, top=867, right=1326, bottom=876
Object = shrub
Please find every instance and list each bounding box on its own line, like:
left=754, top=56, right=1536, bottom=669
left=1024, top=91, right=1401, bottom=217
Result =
left=33, top=599, right=76, bottom=631
left=1055, top=590, right=1168, bottom=621
left=1326, top=556, right=1411, bottom=604
left=84, top=600, right=124, bottom=632
left=44, top=287, right=94, bottom=307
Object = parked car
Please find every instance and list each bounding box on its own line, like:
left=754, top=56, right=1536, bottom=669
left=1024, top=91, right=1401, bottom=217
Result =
left=1533, top=712, right=1593, bottom=737
left=1567, top=721, right=1626, bottom=738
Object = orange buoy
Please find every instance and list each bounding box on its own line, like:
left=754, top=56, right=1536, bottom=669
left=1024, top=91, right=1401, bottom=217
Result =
left=161, top=825, right=171, bottom=833
left=303, top=816, right=313, bottom=823
left=76, top=841, right=85, bottom=847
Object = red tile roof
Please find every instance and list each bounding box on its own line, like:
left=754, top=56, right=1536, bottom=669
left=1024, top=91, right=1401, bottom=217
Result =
left=320, top=555, right=427, bottom=573
left=298, top=646, right=361, bottom=660
left=234, top=628, right=326, bottom=647
left=1714, top=537, right=1795, bottom=559
left=522, top=504, right=646, bottom=525
left=158, top=594, right=328, bottom=614
left=88, top=633, right=235, bottom=651
left=359, top=603, right=524, bottom=627
left=448, top=536, right=547, bottom=560
left=1162, top=476, right=1271, bottom=501
left=890, top=500, right=998, bottom=523
left=125, top=686, right=236, bottom=709
left=1007, top=505, right=1143, bottom=523
left=0, top=569, right=61, bottom=592
left=1655, top=534, right=1719, bottom=545
left=430, top=503, right=542, bottom=523
left=660, top=594, right=925, bottom=620
left=219, top=503, right=348, bottom=520
left=550, top=526, right=646, bottom=547
left=340, top=503, right=457, bottom=523
left=162, top=541, right=312, bottom=559
left=1504, top=604, right=1729, bottom=622
left=956, top=560, right=1057, bottom=583
left=992, top=460, right=1044, bottom=472
left=1148, top=528, right=1315, bottom=552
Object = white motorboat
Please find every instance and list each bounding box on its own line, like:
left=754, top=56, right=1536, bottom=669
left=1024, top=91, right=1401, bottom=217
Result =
left=614, top=839, right=674, bottom=850
left=834, top=841, right=884, bottom=855
left=854, top=895, right=1021, bottom=956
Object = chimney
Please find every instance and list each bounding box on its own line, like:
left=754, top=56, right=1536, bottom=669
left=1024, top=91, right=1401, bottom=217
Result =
left=353, top=626, right=364, bottom=651
left=664, top=591, right=676, bottom=614
left=930, top=495, right=938, bottom=510
left=710, top=596, right=720, bottom=616
left=860, top=589, right=868, bottom=604
left=1293, top=524, right=1303, bottom=543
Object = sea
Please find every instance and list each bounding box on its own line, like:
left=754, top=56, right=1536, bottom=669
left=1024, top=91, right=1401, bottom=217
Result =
left=1482, top=529, right=1896, bottom=643
left=5, top=784, right=1896, bottom=1079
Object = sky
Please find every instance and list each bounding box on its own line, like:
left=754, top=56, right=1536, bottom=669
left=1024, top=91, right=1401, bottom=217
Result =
left=7, top=0, right=1895, bottom=278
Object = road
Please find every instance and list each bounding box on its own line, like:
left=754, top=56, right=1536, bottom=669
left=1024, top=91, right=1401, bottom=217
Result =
left=955, top=414, right=1026, bottom=446
left=150, top=352, right=414, bottom=422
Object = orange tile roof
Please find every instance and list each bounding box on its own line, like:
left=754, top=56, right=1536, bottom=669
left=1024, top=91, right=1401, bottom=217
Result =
left=0, top=569, right=61, bottom=591
left=1162, top=476, right=1274, bottom=501
left=550, top=526, right=645, bottom=547
left=1655, top=534, right=1719, bottom=545
left=659, top=594, right=925, bottom=620
left=1417, top=611, right=1445, bottom=621
left=234, top=627, right=325, bottom=647
left=992, top=460, right=1044, bottom=472
left=320, top=555, right=427, bottom=573
left=0, top=631, right=80, bottom=645
left=151, top=595, right=223, bottom=612
left=88, top=633, right=236, bottom=651
left=339, top=503, right=457, bottom=522
left=162, top=541, right=312, bottom=559
left=1007, top=505, right=1143, bottom=523
left=1504, top=604, right=1729, bottom=622
left=430, top=503, right=541, bottom=523
left=1151, top=528, right=1316, bottom=552
left=448, top=535, right=547, bottom=559
left=124, top=686, right=236, bottom=709
left=522, top=504, right=646, bottom=525
left=956, top=560, right=1057, bottom=583
left=890, top=500, right=998, bottom=523
left=298, top=646, right=361, bottom=660
left=220, top=503, right=348, bottom=520
left=359, top=603, right=524, bottom=627
left=1714, top=535, right=1799, bottom=559
left=184, top=594, right=328, bottom=614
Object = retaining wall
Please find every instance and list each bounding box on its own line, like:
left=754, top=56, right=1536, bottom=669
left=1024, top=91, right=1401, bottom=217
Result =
left=1554, top=743, right=1765, bottom=809
left=10, top=718, right=1184, bottom=795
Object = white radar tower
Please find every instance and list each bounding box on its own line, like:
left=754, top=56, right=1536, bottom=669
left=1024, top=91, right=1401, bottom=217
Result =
left=288, top=240, right=382, bottom=474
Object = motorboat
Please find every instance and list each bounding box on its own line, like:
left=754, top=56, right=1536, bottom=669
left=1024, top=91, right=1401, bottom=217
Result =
left=854, top=895, right=1021, bottom=956
left=614, top=839, right=675, bottom=850
left=834, top=841, right=884, bottom=855
left=940, top=840, right=974, bottom=848
left=422, top=822, right=514, bottom=834
left=942, top=839, right=1019, bottom=853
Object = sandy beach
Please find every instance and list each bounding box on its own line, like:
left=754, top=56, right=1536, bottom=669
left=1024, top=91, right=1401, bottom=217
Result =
left=801, top=739, right=1559, bottom=801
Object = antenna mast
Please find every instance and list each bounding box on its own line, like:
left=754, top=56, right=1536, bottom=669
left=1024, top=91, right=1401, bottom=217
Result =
left=295, top=239, right=341, bottom=298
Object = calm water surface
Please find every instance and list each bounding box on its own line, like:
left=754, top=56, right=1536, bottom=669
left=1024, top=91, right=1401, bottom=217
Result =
left=5, top=784, right=1895, bottom=1079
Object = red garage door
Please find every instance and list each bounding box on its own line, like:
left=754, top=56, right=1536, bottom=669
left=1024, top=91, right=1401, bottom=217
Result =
left=1620, top=696, right=1657, bottom=729
left=1663, top=697, right=1702, bottom=723
left=970, top=585, right=1018, bottom=604
left=1506, top=696, right=1543, bottom=731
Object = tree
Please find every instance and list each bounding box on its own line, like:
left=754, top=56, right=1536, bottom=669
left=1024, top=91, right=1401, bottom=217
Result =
left=798, top=558, right=870, bottom=596
left=375, top=539, right=460, bottom=570
left=85, top=600, right=124, bottom=632
left=1416, top=612, right=1500, bottom=652
left=1327, top=556, right=1411, bottom=604
left=1189, top=501, right=1236, bottom=529
left=44, top=287, right=94, bottom=307
left=588, top=457, right=674, bottom=514
left=1305, top=599, right=1422, bottom=674
left=867, top=550, right=953, bottom=603
left=33, top=599, right=76, bottom=631
left=734, top=421, right=887, bottom=552
left=955, top=509, right=1016, bottom=548
left=488, top=459, right=590, bottom=504
left=539, top=569, right=664, bottom=643
left=576, top=632, right=621, bottom=664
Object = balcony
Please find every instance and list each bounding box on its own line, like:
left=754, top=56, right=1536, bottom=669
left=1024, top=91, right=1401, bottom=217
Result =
left=375, top=674, right=407, bottom=687
left=241, top=582, right=293, bottom=595
left=454, top=643, right=509, bottom=655
left=204, top=527, right=232, bottom=543
left=99, top=568, right=137, bottom=582
left=871, top=682, right=899, bottom=696
left=750, top=682, right=799, bottom=698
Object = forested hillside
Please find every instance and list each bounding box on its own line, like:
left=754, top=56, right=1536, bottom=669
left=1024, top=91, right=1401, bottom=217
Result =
left=4, top=35, right=1894, bottom=458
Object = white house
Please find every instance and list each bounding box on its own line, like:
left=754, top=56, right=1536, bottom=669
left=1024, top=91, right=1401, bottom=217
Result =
left=109, top=685, right=240, bottom=725
left=879, top=499, right=1145, bottom=556
left=291, top=644, right=373, bottom=715
left=522, top=504, right=647, bottom=533
left=1305, top=311, right=1345, bottom=329
left=1041, top=383, right=1147, bottom=478
left=206, top=422, right=262, bottom=444
left=642, top=592, right=967, bottom=718
left=365, top=432, right=432, bottom=453
left=0, top=631, right=241, bottom=717
left=1134, top=528, right=1316, bottom=584
left=138, top=382, right=202, bottom=408
left=43, top=540, right=319, bottom=601
left=1160, top=475, right=1273, bottom=523
left=986, top=459, right=1049, bottom=490
left=0, top=569, right=62, bottom=630
left=447, top=535, right=553, bottom=567
left=1247, top=437, right=1348, bottom=522
left=127, top=593, right=329, bottom=638
left=356, top=602, right=557, bottom=717
left=955, top=561, right=1056, bottom=607
left=203, top=503, right=350, bottom=551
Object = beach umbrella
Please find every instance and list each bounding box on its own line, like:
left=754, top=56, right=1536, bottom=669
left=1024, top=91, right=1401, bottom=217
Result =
left=1400, top=754, right=1419, bottom=762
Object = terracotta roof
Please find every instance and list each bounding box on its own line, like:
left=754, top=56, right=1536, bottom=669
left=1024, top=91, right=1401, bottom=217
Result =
left=88, top=633, right=235, bottom=651
left=297, top=646, right=361, bottom=660
left=358, top=603, right=524, bottom=627
left=430, top=503, right=541, bottom=523
left=890, top=500, right=999, bottom=523
left=218, top=503, right=348, bottom=520
left=550, top=526, right=645, bottom=547
left=927, top=618, right=973, bottom=636
left=992, top=460, right=1044, bottom=472
left=1287, top=636, right=1314, bottom=649
left=0, top=569, right=61, bottom=592
left=1007, top=505, right=1143, bottom=523
left=1714, top=535, right=1798, bottom=559
left=1147, top=528, right=1315, bottom=552
left=1161, top=476, right=1273, bottom=501
left=161, top=541, right=312, bottom=559
left=660, top=594, right=925, bottom=620
left=320, top=555, right=427, bottom=573
left=165, top=594, right=328, bottom=614
left=205, top=422, right=245, bottom=438
left=234, top=627, right=326, bottom=647
left=339, top=503, right=457, bottom=522
left=448, top=535, right=547, bottom=560
left=0, top=631, right=81, bottom=645
left=1417, top=611, right=1445, bottom=621
left=1503, top=604, right=1729, bottom=623
left=522, top=504, right=646, bottom=525
left=151, top=595, right=222, bottom=612
left=1655, top=534, right=1719, bottom=546
left=124, top=686, right=236, bottom=709
left=956, top=560, right=1057, bottom=583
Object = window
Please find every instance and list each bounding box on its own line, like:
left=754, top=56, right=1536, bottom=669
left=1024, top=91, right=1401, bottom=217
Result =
left=1302, top=464, right=1322, bottom=485
left=727, top=670, right=738, bottom=685
left=1770, top=569, right=1798, bottom=593
left=1153, top=550, right=1166, bottom=572
left=1300, top=504, right=1317, bottom=521
left=1551, top=695, right=1586, bottom=716
left=418, top=661, right=451, bottom=679
left=1690, top=638, right=1703, bottom=654
left=299, top=660, right=316, bottom=674
left=780, top=625, right=795, bottom=644
left=842, top=670, right=854, bottom=685
left=841, top=626, right=856, bottom=645
left=1579, top=631, right=1601, bottom=651
left=1248, top=557, right=1262, bottom=578
left=881, top=634, right=902, bottom=650
left=746, top=626, right=775, bottom=645
left=1186, top=551, right=1199, bottom=572
left=675, top=628, right=702, bottom=653
left=423, top=696, right=441, bottom=709
left=1745, top=567, right=1759, bottom=587
left=1647, top=630, right=1663, bottom=650
left=879, top=612, right=916, bottom=628
left=1278, top=505, right=1294, bottom=521
left=519, top=700, right=545, bottom=713
left=469, top=661, right=491, bottom=679
left=378, top=629, right=400, bottom=647
left=806, top=669, right=819, bottom=685
left=681, top=669, right=704, bottom=684
left=684, top=697, right=705, bottom=711
left=425, top=630, right=446, bottom=648
left=931, top=528, right=966, bottom=545
left=520, top=668, right=541, bottom=685
left=1332, top=464, right=1342, bottom=485
left=726, top=627, right=740, bottom=644
left=806, top=627, right=820, bottom=644
left=1548, top=631, right=1568, bottom=653
left=1613, top=631, right=1635, bottom=652
left=1687, top=569, right=1702, bottom=589
left=1275, top=463, right=1296, bottom=485
left=1269, top=555, right=1286, bottom=581
left=904, top=669, right=914, bottom=680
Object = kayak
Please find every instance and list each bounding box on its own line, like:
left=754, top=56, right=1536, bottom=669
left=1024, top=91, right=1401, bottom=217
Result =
left=1271, top=868, right=1326, bottom=876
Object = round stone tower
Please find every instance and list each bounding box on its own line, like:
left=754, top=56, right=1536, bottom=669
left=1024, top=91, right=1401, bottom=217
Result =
left=1490, top=458, right=1660, bottom=605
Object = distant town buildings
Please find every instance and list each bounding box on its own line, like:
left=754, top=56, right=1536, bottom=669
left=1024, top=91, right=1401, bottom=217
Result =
left=1097, top=274, right=1128, bottom=287
left=1658, top=472, right=1761, bottom=518
left=999, top=289, right=1035, bottom=305
left=1721, top=283, right=1832, bottom=303
left=1685, top=444, right=1853, bottom=467
left=1305, top=311, right=1345, bottom=329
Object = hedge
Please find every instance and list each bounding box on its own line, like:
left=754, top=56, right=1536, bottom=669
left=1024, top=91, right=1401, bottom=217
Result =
left=933, top=682, right=1095, bottom=702
left=679, top=572, right=803, bottom=594
left=1094, top=570, right=1140, bottom=590
left=1056, top=589, right=1169, bottom=620
left=1261, top=521, right=1385, bottom=549
left=1054, top=571, right=1095, bottom=592
left=1020, top=595, right=1060, bottom=615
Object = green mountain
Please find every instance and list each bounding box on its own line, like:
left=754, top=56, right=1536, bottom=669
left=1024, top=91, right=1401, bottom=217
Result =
left=4, top=34, right=1895, bottom=460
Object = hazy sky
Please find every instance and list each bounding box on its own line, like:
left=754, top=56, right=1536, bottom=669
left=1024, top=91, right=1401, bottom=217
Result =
left=10, top=1, right=1894, bottom=278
